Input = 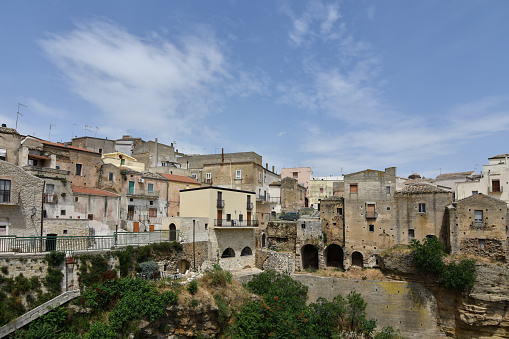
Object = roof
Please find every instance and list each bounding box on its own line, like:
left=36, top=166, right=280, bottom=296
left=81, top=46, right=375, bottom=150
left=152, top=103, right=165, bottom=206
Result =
left=489, top=153, right=509, bottom=159
left=402, top=178, right=435, bottom=185
left=0, top=127, right=20, bottom=135
left=180, top=186, right=255, bottom=194
left=159, top=173, right=200, bottom=185
left=454, top=192, right=506, bottom=206
left=102, top=152, right=137, bottom=160
left=40, top=140, right=100, bottom=154
left=72, top=186, right=120, bottom=197
left=141, top=172, right=168, bottom=180
left=397, top=183, right=451, bottom=194
left=435, top=171, right=475, bottom=180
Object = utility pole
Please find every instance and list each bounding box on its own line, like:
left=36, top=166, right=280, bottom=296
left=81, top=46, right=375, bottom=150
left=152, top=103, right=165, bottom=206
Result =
left=16, top=103, right=27, bottom=130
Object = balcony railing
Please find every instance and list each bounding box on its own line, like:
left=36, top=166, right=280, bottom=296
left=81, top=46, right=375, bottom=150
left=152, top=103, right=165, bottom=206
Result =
left=217, top=200, right=225, bottom=208
left=214, top=219, right=259, bottom=227
left=489, top=186, right=503, bottom=193
left=365, top=212, right=378, bottom=219
left=0, top=230, right=179, bottom=254
left=247, top=202, right=253, bottom=210
left=472, top=220, right=487, bottom=229
left=44, top=194, right=58, bottom=204
left=126, top=189, right=159, bottom=198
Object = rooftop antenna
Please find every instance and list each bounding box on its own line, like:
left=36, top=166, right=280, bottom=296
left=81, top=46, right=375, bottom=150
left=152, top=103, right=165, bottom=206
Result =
left=85, top=124, right=93, bottom=137
left=438, top=168, right=442, bottom=175
left=95, top=126, right=99, bottom=138
left=72, top=124, right=79, bottom=139
left=49, top=124, right=56, bottom=141
left=16, top=103, right=27, bottom=130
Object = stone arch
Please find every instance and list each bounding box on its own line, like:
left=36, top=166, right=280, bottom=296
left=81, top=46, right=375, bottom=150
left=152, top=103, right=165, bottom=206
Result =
left=426, top=234, right=435, bottom=239
left=221, top=247, right=235, bottom=258
left=261, top=233, right=266, bottom=248
left=368, top=254, right=381, bottom=268
left=169, top=223, right=177, bottom=241
left=177, top=260, right=190, bottom=274
left=325, top=244, right=343, bottom=269
left=301, top=244, right=318, bottom=269
left=241, top=247, right=252, bottom=256
left=351, top=251, right=364, bottom=268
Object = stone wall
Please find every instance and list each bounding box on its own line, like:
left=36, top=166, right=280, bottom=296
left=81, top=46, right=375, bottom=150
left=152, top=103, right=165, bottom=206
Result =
left=43, top=218, right=90, bottom=236
left=256, top=249, right=295, bottom=274
left=178, top=152, right=263, bottom=169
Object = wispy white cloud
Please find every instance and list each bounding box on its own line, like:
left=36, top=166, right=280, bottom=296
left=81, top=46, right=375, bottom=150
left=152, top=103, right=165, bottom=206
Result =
left=38, top=20, right=232, bottom=139
left=26, top=99, right=69, bottom=119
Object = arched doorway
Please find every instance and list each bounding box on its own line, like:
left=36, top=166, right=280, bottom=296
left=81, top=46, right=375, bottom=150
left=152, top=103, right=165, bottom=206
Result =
left=177, top=260, right=190, bottom=274
left=221, top=248, right=235, bottom=258
left=351, top=251, right=364, bottom=268
left=169, top=223, right=177, bottom=241
left=325, top=244, right=343, bottom=269
left=302, top=244, right=318, bottom=269
left=241, top=247, right=252, bottom=256
left=261, top=233, right=266, bottom=248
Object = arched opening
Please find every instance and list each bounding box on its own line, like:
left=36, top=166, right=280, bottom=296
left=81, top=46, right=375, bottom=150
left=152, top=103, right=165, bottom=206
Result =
left=241, top=247, right=252, bottom=256
left=221, top=248, right=235, bottom=258
left=301, top=244, right=318, bottom=269
left=177, top=260, right=190, bottom=274
left=261, top=233, right=266, bottom=248
left=325, top=244, right=343, bottom=269
left=169, top=223, right=177, bottom=241
left=426, top=234, right=435, bottom=239
left=368, top=254, right=381, bottom=268
left=351, top=251, right=364, bottom=268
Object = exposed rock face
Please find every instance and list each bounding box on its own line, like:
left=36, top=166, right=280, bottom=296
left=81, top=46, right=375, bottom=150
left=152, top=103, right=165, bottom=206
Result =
left=382, top=251, right=509, bottom=338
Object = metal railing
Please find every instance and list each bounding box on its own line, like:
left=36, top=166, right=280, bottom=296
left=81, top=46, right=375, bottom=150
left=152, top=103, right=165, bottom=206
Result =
left=247, top=202, right=253, bottom=210
left=126, top=189, right=160, bottom=197
left=43, top=194, right=58, bottom=204
left=214, top=219, right=258, bottom=227
left=365, top=212, right=378, bottom=219
left=489, top=186, right=503, bottom=193
left=0, top=230, right=179, bottom=254
left=217, top=200, right=225, bottom=208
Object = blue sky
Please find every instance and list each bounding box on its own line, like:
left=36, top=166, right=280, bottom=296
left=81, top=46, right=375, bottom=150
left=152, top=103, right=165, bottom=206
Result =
left=1, top=1, right=508, bottom=178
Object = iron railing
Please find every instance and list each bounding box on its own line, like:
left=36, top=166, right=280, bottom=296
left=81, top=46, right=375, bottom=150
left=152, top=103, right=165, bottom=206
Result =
left=214, top=219, right=258, bottom=227
left=247, top=202, right=253, bottom=210
left=217, top=200, right=225, bottom=208
left=0, top=230, right=179, bottom=254
left=365, top=212, right=378, bottom=219
left=44, top=194, right=58, bottom=204
left=126, top=189, right=160, bottom=197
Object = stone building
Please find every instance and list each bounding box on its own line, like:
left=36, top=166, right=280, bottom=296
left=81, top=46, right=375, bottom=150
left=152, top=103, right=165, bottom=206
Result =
left=115, top=135, right=144, bottom=156
left=132, top=138, right=176, bottom=169
left=281, top=167, right=313, bottom=204
left=447, top=193, right=508, bottom=262
left=280, top=177, right=306, bottom=213
left=394, top=183, right=453, bottom=245
left=102, top=152, right=145, bottom=172
left=0, top=160, right=44, bottom=237
left=0, top=126, right=22, bottom=165
left=72, top=187, right=121, bottom=235
left=309, top=176, right=343, bottom=209
left=71, top=136, right=116, bottom=154
left=159, top=173, right=201, bottom=217
left=319, top=196, right=345, bottom=247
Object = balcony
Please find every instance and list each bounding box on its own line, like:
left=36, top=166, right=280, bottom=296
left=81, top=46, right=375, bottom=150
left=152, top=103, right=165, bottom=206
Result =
left=214, top=219, right=259, bottom=227
left=365, top=212, right=378, bottom=219
left=247, top=202, right=253, bottom=210
left=472, top=220, right=487, bottom=229
left=126, top=189, right=159, bottom=198
left=43, top=194, right=58, bottom=204
left=488, top=186, right=503, bottom=194
left=217, top=200, right=225, bottom=208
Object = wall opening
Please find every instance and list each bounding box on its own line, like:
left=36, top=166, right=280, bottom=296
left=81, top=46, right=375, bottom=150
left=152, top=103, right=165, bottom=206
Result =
left=261, top=233, right=266, bottom=248
left=351, top=251, right=364, bottom=268
left=169, top=223, right=177, bottom=241
left=325, top=244, right=344, bottom=269
left=241, top=247, right=252, bottom=256
left=177, top=260, right=190, bottom=274
left=221, top=247, right=235, bottom=258
left=302, top=244, right=318, bottom=269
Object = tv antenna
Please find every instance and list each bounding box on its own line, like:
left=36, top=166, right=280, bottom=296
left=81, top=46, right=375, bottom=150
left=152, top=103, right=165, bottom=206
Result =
left=84, top=124, right=93, bottom=137
left=95, top=126, right=99, bottom=138
left=16, top=103, right=27, bottom=130
left=49, top=124, right=56, bottom=141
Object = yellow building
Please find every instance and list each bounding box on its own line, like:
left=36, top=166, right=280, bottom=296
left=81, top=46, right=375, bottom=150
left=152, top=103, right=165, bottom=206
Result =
left=102, top=152, right=145, bottom=172
left=310, top=176, right=343, bottom=209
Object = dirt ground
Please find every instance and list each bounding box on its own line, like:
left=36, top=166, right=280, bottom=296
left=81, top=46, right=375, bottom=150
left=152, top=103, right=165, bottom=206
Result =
left=293, top=266, right=391, bottom=281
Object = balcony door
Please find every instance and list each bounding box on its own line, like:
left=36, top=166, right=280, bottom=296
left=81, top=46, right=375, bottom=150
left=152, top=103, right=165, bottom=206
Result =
left=217, top=209, right=222, bottom=226
left=128, top=181, right=135, bottom=195
left=247, top=212, right=252, bottom=226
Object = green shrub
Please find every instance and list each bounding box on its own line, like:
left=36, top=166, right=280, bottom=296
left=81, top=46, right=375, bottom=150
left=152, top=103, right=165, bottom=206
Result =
left=375, top=326, right=403, bottom=339
left=214, top=293, right=231, bottom=325
left=46, top=251, right=66, bottom=267
left=346, top=290, right=368, bottom=331
left=205, top=264, right=232, bottom=286
left=139, top=260, right=159, bottom=279
left=410, top=236, right=446, bottom=276
left=78, top=254, right=111, bottom=287
left=29, top=276, right=41, bottom=290
left=441, top=259, right=477, bottom=291
left=0, top=266, right=8, bottom=275
left=135, top=245, right=153, bottom=263
left=44, top=267, right=63, bottom=294
left=84, top=322, right=117, bottom=339
left=14, top=273, right=31, bottom=293
left=114, top=246, right=134, bottom=277
left=188, top=279, right=198, bottom=295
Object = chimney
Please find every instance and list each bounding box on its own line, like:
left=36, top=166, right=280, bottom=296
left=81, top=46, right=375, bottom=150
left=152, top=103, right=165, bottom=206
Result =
left=1, top=124, right=6, bottom=128
left=272, top=165, right=275, bottom=173
left=222, top=148, right=224, bottom=163
left=266, top=163, right=268, bottom=169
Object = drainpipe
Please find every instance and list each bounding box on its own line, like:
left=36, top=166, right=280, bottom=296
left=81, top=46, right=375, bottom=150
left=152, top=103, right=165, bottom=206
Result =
left=40, top=180, right=45, bottom=251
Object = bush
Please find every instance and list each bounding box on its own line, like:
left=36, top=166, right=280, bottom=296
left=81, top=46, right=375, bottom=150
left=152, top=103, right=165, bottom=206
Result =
left=375, top=326, right=403, bottom=339
left=85, top=322, right=117, bottom=339
left=139, top=260, right=159, bottom=279
left=205, top=264, right=232, bottom=286
left=188, top=279, right=198, bottom=295
left=410, top=236, right=446, bottom=276
left=214, top=293, right=231, bottom=325
left=441, top=259, right=477, bottom=291
left=346, top=290, right=368, bottom=331
left=46, top=251, right=66, bottom=267
left=44, top=267, right=64, bottom=294
left=78, top=254, right=111, bottom=287
left=1, top=266, right=8, bottom=275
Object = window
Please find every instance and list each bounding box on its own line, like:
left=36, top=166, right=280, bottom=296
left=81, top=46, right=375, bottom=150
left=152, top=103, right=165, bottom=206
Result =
left=108, top=173, right=114, bottom=181
left=147, top=183, right=154, bottom=192
left=319, top=187, right=324, bottom=194
left=472, top=191, right=478, bottom=195
left=350, top=183, right=358, bottom=193
left=63, top=230, right=68, bottom=235
left=149, top=200, right=154, bottom=205
left=0, top=148, right=6, bottom=161
left=409, top=229, right=415, bottom=238
left=337, top=208, right=343, bottom=215
left=74, top=197, right=78, bottom=202
left=369, top=224, right=374, bottom=232
left=478, top=239, right=485, bottom=249
left=98, top=148, right=103, bottom=154
left=221, top=248, right=235, bottom=258
left=474, top=210, right=483, bottom=222
left=55, top=165, right=60, bottom=170
left=241, top=247, right=252, bottom=256
left=206, top=172, right=212, bottom=184
left=88, top=214, right=93, bottom=220
left=418, top=203, right=426, bottom=213
left=235, top=170, right=242, bottom=179
left=0, top=179, right=11, bottom=202
left=492, top=180, right=501, bottom=192
left=301, top=223, right=306, bottom=229
left=386, top=186, right=391, bottom=194
left=191, top=173, right=197, bottom=179
left=293, top=172, right=298, bottom=179
left=239, top=214, right=243, bottom=222
left=149, top=208, right=157, bottom=217
left=75, top=163, right=83, bottom=176
left=61, top=210, right=66, bottom=216
left=259, top=172, right=262, bottom=182
left=205, top=223, right=208, bottom=230
left=120, top=158, right=125, bottom=166
left=226, top=214, right=231, bottom=221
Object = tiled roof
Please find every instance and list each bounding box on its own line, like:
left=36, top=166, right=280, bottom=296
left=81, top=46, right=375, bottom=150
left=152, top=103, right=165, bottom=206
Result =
left=72, top=186, right=120, bottom=197
left=141, top=172, right=168, bottom=180
left=0, top=127, right=20, bottom=135
left=397, top=183, right=450, bottom=194
left=489, top=153, right=509, bottom=159
left=159, top=173, right=200, bottom=184
left=402, top=178, right=435, bottom=185
left=40, top=140, right=100, bottom=154
left=435, top=171, right=475, bottom=180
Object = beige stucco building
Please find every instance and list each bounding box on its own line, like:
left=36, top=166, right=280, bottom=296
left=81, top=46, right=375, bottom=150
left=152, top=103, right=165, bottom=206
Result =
left=102, top=152, right=145, bottom=172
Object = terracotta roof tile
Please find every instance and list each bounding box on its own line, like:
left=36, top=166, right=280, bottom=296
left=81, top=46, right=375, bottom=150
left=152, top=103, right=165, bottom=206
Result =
left=72, top=186, right=120, bottom=197
left=159, top=173, right=200, bottom=185
left=397, top=183, right=450, bottom=194
left=435, top=171, right=475, bottom=180
left=41, top=140, right=100, bottom=154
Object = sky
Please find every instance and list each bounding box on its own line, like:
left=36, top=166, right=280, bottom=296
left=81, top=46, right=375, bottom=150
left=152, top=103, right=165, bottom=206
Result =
left=1, top=1, right=508, bottom=178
